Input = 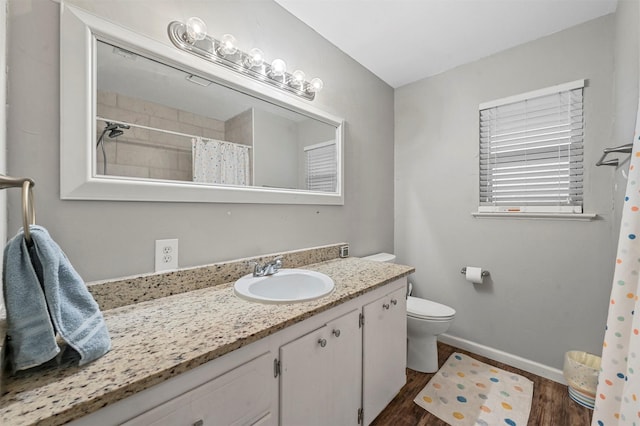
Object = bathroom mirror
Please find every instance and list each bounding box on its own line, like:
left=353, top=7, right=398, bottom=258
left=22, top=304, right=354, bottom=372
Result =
left=60, top=5, right=344, bottom=204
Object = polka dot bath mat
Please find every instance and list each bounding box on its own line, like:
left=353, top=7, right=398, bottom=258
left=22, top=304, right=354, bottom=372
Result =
left=413, top=352, right=533, bottom=426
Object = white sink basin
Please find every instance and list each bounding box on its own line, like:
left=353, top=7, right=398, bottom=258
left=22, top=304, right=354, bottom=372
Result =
left=234, top=269, right=335, bottom=304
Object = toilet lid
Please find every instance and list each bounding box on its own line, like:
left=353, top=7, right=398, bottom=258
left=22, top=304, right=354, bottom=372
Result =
left=407, top=296, right=456, bottom=319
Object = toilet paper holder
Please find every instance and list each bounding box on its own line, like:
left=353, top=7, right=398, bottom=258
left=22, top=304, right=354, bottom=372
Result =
left=460, top=267, right=490, bottom=277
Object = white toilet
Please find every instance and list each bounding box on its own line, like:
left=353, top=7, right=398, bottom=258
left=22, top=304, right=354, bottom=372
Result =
left=363, top=253, right=456, bottom=373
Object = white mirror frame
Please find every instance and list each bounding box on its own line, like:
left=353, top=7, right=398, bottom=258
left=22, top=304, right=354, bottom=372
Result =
left=60, top=4, right=344, bottom=205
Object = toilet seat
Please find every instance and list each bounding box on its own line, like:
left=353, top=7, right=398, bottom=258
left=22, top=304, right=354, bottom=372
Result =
left=407, top=296, right=456, bottom=321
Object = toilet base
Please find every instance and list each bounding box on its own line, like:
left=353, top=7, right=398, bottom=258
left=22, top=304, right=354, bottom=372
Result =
left=407, top=334, right=439, bottom=373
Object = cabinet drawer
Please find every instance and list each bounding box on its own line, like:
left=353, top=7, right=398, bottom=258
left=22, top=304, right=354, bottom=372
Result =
left=122, top=352, right=275, bottom=426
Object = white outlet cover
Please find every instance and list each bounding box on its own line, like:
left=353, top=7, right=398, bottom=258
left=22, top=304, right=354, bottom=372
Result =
left=155, top=239, right=178, bottom=272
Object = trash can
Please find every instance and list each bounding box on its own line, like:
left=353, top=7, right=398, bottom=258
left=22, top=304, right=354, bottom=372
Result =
left=562, top=350, right=601, bottom=410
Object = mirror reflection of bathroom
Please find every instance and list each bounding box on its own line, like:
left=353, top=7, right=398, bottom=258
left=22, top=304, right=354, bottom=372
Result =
left=95, top=40, right=338, bottom=192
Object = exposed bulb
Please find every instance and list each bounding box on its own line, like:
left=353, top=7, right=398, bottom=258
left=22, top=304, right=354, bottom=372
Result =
left=308, top=77, right=324, bottom=93
left=185, top=17, right=207, bottom=43
left=219, top=34, right=238, bottom=56
left=271, top=59, right=287, bottom=77
left=291, top=70, right=306, bottom=87
left=246, top=48, right=265, bottom=68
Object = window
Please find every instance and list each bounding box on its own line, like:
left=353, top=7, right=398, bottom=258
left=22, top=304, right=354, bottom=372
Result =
left=305, top=141, right=337, bottom=192
left=479, top=80, right=584, bottom=214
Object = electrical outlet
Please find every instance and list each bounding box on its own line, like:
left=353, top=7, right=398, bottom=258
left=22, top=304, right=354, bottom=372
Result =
left=155, top=239, right=178, bottom=272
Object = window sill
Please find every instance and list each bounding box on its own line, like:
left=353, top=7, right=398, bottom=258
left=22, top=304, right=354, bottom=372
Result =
left=472, top=212, right=598, bottom=221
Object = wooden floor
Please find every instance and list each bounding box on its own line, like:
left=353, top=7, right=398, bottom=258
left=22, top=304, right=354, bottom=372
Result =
left=371, top=342, right=592, bottom=426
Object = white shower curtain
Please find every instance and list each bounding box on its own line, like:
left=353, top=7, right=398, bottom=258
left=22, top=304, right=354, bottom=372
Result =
left=592, top=101, right=640, bottom=426
left=192, top=137, right=250, bottom=186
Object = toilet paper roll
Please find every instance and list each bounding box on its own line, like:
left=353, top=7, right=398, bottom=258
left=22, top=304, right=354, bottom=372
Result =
left=465, top=266, right=484, bottom=284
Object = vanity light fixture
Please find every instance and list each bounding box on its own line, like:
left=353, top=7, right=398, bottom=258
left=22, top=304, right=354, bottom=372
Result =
left=308, top=77, right=324, bottom=94
left=168, top=17, right=323, bottom=101
left=270, top=58, right=287, bottom=80
left=246, top=48, right=265, bottom=68
left=291, top=70, right=306, bottom=88
left=218, top=34, right=238, bottom=56
left=185, top=17, right=207, bottom=43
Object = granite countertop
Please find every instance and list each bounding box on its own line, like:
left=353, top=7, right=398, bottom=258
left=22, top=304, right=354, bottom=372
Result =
left=0, top=257, right=413, bottom=426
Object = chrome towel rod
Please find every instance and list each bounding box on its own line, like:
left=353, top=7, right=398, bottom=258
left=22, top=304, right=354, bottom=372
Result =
left=0, top=174, right=36, bottom=244
left=596, top=143, right=633, bottom=167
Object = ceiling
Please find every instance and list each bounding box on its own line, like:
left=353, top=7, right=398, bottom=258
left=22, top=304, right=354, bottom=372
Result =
left=274, top=0, right=618, bottom=88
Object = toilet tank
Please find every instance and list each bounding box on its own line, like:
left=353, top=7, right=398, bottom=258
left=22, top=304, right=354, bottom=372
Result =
left=362, top=252, right=396, bottom=263
left=363, top=252, right=411, bottom=294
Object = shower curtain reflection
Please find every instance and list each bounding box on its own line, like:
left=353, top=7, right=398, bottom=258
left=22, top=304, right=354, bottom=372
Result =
left=591, top=99, right=640, bottom=425
left=192, top=137, right=251, bottom=186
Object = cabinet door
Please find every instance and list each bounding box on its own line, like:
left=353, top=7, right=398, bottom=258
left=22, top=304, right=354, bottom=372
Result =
left=280, top=309, right=362, bottom=426
left=279, top=325, right=331, bottom=426
left=122, top=351, right=276, bottom=426
left=326, top=309, right=362, bottom=425
left=362, top=287, right=407, bottom=425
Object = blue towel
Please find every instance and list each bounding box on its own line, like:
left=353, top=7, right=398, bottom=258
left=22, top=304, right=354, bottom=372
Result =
left=3, top=225, right=111, bottom=371
left=3, top=229, right=59, bottom=370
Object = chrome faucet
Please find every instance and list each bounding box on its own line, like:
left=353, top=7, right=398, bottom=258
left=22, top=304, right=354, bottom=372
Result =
left=252, top=256, right=283, bottom=277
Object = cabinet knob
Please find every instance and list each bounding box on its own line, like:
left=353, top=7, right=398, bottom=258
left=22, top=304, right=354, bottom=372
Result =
left=193, top=420, right=204, bottom=426
left=390, top=298, right=398, bottom=306
left=383, top=303, right=390, bottom=310
left=332, top=329, right=341, bottom=337
left=318, top=338, right=327, bottom=347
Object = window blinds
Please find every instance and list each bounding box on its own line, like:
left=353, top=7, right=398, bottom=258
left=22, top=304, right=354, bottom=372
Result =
left=305, top=141, right=337, bottom=192
left=479, top=80, right=584, bottom=213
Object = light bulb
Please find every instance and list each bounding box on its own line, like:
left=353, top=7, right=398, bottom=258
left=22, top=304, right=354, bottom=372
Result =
left=291, top=70, right=306, bottom=86
left=270, top=59, right=287, bottom=77
left=219, top=34, right=238, bottom=56
left=246, top=48, right=265, bottom=68
left=308, top=77, right=324, bottom=93
left=185, top=17, right=207, bottom=43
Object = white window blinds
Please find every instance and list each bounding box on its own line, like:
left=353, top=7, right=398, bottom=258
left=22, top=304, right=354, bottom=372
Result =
left=305, top=141, right=337, bottom=192
left=479, top=80, right=584, bottom=214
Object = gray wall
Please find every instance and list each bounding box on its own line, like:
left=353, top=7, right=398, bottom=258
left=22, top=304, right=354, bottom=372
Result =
left=253, top=109, right=298, bottom=189
left=611, top=0, right=640, bottom=236
left=395, top=9, right=638, bottom=371
left=6, top=0, right=395, bottom=281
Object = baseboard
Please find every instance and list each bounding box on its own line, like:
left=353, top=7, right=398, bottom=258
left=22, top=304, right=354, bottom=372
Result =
left=438, top=334, right=566, bottom=385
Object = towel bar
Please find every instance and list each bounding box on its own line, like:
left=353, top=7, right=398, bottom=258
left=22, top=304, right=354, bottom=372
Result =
left=0, top=174, right=36, bottom=243
left=596, top=143, right=633, bottom=167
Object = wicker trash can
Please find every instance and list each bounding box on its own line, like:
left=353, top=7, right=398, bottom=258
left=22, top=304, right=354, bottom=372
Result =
left=562, top=350, right=601, bottom=410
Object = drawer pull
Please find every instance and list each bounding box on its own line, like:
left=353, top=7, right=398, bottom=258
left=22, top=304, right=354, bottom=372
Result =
left=318, top=338, right=327, bottom=348
left=332, top=329, right=341, bottom=338
left=193, top=420, right=204, bottom=426
left=390, top=298, right=398, bottom=306
left=383, top=303, right=390, bottom=310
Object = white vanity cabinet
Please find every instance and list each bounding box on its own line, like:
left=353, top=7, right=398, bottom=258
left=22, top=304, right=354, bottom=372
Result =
left=71, top=278, right=407, bottom=426
left=279, top=309, right=362, bottom=426
left=362, top=286, right=408, bottom=425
